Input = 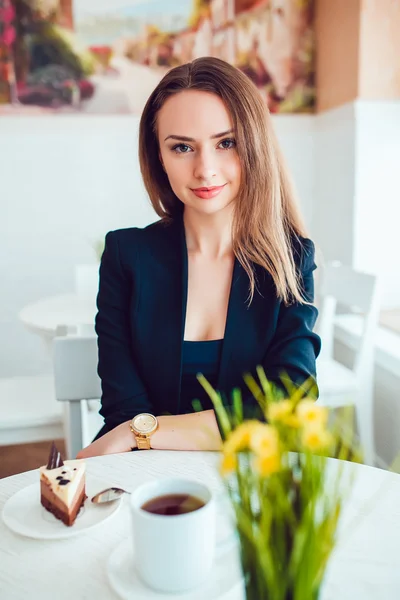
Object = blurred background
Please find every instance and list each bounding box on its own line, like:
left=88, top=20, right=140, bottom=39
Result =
left=0, top=0, right=399, bottom=476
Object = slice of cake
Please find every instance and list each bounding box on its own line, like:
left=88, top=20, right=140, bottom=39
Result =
left=40, top=442, right=87, bottom=526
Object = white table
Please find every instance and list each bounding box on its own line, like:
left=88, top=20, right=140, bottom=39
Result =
left=1, top=451, right=400, bottom=600
left=19, top=293, right=97, bottom=349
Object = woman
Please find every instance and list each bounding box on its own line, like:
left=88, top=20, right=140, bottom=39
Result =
left=78, top=57, right=320, bottom=459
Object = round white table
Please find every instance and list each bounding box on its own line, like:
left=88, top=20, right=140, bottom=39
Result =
left=19, top=293, right=97, bottom=348
left=1, top=451, right=400, bottom=600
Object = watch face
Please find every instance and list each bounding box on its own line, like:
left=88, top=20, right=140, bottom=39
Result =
left=132, top=413, right=157, bottom=434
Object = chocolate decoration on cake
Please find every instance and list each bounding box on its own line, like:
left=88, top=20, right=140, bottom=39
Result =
left=40, top=451, right=86, bottom=526
left=46, top=441, right=64, bottom=470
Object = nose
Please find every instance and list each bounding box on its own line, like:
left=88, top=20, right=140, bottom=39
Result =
left=193, top=148, right=217, bottom=183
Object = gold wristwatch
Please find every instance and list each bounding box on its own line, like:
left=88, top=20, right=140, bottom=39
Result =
left=129, top=413, right=158, bottom=450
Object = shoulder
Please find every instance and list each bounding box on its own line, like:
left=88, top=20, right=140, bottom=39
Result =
left=106, top=218, right=164, bottom=242
left=104, top=218, right=182, bottom=269
left=290, top=234, right=316, bottom=272
left=106, top=218, right=179, bottom=249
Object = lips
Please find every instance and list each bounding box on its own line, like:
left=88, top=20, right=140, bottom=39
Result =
left=190, top=184, right=227, bottom=199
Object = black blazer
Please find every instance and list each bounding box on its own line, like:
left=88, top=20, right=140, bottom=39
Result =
left=95, top=216, right=321, bottom=433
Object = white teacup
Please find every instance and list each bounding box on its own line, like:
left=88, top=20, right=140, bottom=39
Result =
left=130, top=478, right=218, bottom=593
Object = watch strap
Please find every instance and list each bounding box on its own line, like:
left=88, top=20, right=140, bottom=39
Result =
left=136, top=435, right=151, bottom=450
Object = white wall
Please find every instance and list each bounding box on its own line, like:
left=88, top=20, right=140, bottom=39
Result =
left=272, top=115, right=315, bottom=230
left=1, top=117, right=153, bottom=378
left=0, top=114, right=315, bottom=379
left=313, top=103, right=357, bottom=266
left=313, top=99, right=400, bottom=308
left=354, top=101, right=400, bottom=309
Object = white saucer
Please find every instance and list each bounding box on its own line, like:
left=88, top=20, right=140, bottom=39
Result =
left=2, top=479, right=122, bottom=540
left=107, top=537, right=245, bottom=600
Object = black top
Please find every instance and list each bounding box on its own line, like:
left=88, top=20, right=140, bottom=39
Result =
left=180, top=339, right=223, bottom=414
left=94, top=214, right=321, bottom=435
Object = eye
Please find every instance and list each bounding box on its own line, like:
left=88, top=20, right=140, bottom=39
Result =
left=218, top=138, right=236, bottom=150
left=171, top=143, right=192, bottom=154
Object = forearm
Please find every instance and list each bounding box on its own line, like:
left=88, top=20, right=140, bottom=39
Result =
left=77, top=409, right=222, bottom=458
left=150, top=410, right=222, bottom=451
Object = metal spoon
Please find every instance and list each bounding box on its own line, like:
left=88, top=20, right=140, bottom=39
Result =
left=91, top=487, right=131, bottom=504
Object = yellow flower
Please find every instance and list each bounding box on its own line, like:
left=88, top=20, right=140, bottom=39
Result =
left=220, top=452, right=237, bottom=475
left=250, top=424, right=279, bottom=456
left=283, top=414, right=301, bottom=429
left=253, top=452, right=281, bottom=476
left=268, top=400, right=300, bottom=428
left=224, top=421, right=263, bottom=454
left=268, top=400, right=292, bottom=421
left=302, top=425, right=333, bottom=452
left=249, top=424, right=281, bottom=476
left=296, top=400, right=328, bottom=429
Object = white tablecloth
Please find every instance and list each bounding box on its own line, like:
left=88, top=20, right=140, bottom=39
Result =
left=1, top=451, right=400, bottom=599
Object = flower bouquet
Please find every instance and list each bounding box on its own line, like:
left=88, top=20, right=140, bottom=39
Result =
left=198, top=368, right=360, bottom=600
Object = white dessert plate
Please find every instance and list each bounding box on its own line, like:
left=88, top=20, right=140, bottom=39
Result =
left=2, top=478, right=122, bottom=540
left=107, top=537, right=245, bottom=600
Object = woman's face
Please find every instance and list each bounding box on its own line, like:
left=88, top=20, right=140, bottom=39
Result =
left=157, top=90, right=241, bottom=216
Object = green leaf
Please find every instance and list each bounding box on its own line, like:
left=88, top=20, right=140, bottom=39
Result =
left=232, top=388, right=243, bottom=425
left=256, top=366, right=275, bottom=404
left=243, top=372, right=266, bottom=412
left=196, top=373, right=231, bottom=438
left=191, top=398, right=202, bottom=413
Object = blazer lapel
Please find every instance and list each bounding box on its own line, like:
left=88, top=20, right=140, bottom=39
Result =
left=217, top=259, right=251, bottom=394
left=217, top=262, right=276, bottom=398
left=139, top=216, right=187, bottom=415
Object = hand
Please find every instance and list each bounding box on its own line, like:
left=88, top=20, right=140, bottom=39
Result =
left=76, top=421, right=136, bottom=459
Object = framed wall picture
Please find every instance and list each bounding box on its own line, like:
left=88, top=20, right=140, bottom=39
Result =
left=0, top=0, right=315, bottom=115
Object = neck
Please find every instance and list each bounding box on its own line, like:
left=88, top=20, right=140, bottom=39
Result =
left=183, top=206, right=234, bottom=259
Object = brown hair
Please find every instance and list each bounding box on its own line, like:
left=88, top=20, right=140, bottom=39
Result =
left=139, top=56, right=308, bottom=304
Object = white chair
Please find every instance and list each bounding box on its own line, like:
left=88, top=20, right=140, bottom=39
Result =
left=315, top=262, right=380, bottom=465
left=52, top=333, right=103, bottom=459
left=0, top=375, right=63, bottom=445
left=0, top=327, right=98, bottom=447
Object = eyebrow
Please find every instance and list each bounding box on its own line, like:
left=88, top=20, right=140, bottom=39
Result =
left=164, top=129, right=234, bottom=142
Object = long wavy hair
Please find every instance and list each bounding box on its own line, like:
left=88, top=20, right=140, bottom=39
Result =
left=139, top=57, right=308, bottom=305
